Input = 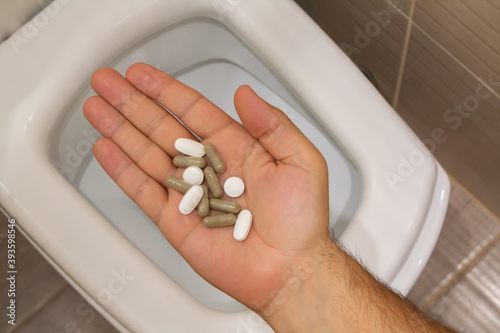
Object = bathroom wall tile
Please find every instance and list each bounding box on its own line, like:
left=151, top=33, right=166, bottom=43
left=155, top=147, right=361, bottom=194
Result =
left=294, top=0, right=409, bottom=103
left=424, top=237, right=500, bottom=333
left=0, top=212, right=68, bottom=332
left=408, top=179, right=500, bottom=308
left=385, top=0, right=413, bottom=16
left=12, top=285, right=118, bottom=333
left=413, top=0, right=500, bottom=95
left=396, top=25, right=500, bottom=218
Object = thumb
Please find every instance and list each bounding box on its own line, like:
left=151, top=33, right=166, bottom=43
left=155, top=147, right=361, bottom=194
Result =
left=234, top=85, right=321, bottom=165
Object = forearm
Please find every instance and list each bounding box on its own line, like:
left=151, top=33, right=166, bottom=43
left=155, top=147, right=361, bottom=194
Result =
left=259, top=239, right=455, bottom=333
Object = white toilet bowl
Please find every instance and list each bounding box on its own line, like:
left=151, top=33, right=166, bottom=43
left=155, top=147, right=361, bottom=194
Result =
left=0, top=0, right=449, bottom=331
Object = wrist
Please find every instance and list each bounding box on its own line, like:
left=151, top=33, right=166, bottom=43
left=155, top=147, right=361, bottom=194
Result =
left=256, top=236, right=455, bottom=333
left=256, top=236, right=344, bottom=332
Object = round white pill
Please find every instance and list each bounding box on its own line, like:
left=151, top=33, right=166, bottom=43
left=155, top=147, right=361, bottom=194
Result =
left=179, top=185, right=204, bottom=215
left=233, top=210, right=252, bottom=241
left=183, top=166, right=204, bottom=185
left=224, top=177, right=245, bottom=198
left=174, top=138, right=205, bottom=157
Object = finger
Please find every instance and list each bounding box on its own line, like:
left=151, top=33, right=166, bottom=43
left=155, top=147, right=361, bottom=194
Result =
left=93, top=138, right=169, bottom=225
left=125, top=63, right=237, bottom=139
left=83, top=96, right=175, bottom=184
left=90, top=67, right=195, bottom=156
left=93, top=138, right=200, bottom=247
left=234, top=85, right=322, bottom=165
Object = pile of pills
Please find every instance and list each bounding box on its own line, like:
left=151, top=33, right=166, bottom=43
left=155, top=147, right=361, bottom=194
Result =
left=166, top=138, right=252, bottom=242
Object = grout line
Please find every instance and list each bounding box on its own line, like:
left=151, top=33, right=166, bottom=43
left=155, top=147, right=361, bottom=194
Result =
left=391, top=0, right=416, bottom=109
left=385, top=0, right=412, bottom=20
left=421, top=225, right=500, bottom=311
left=408, top=11, right=500, bottom=101
left=427, top=1, right=500, bottom=89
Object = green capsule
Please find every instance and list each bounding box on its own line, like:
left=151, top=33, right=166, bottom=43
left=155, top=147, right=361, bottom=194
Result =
left=202, top=214, right=236, bottom=228
left=209, top=198, right=240, bottom=214
left=204, top=166, right=222, bottom=198
left=165, top=176, right=191, bottom=193
left=197, top=185, right=209, bottom=218
left=204, top=143, right=226, bottom=173
left=173, top=156, right=206, bottom=168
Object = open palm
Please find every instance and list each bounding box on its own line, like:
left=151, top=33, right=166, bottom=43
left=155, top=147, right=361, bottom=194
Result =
left=84, top=63, right=331, bottom=313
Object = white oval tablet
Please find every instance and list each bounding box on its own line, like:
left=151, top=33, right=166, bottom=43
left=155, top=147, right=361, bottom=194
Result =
left=233, top=210, right=252, bottom=241
left=183, top=166, right=204, bottom=185
left=224, top=177, right=245, bottom=198
left=179, top=185, right=204, bottom=215
left=174, top=138, right=205, bottom=157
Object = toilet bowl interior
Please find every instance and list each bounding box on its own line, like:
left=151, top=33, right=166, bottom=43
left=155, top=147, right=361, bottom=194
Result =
left=49, top=18, right=362, bottom=312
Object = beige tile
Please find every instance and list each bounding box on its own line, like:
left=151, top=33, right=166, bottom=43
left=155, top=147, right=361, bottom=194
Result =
left=386, top=0, right=414, bottom=16
left=460, top=0, right=500, bottom=29
left=12, top=285, right=118, bottom=333
left=402, top=25, right=500, bottom=136
left=295, top=0, right=409, bottom=103
left=0, top=213, right=68, bottom=332
left=414, top=0, right=500, bottom=94
left=408, top=179, right=500, bottom=308
left=397, top=25, right=500, bottom=218
left=425, top=237, right=500, bottom=333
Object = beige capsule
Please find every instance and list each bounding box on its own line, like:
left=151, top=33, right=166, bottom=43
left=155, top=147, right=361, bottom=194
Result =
left=204, top=143, right=226, bottom=173
left=173, top=156, right=206, bottom=168
left=197, top=185, right=209, bottom=218
left=204, top=166, right=222, bottom=198
left=165, top=176, right=191, bottom=193
left=209, top=198, right=240, bottom=214
left=202, top=214, right=236, bottom=228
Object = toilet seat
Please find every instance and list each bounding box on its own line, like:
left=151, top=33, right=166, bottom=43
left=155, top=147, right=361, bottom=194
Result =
left=0, top=0, right=449, bottom=331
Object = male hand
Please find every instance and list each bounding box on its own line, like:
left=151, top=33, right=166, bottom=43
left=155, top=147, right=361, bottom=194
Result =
left=83, top=63, right=332, bottom=314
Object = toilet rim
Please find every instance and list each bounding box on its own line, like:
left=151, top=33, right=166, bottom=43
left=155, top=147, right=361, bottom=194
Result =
left=0, top=0, right=449, bottom=331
